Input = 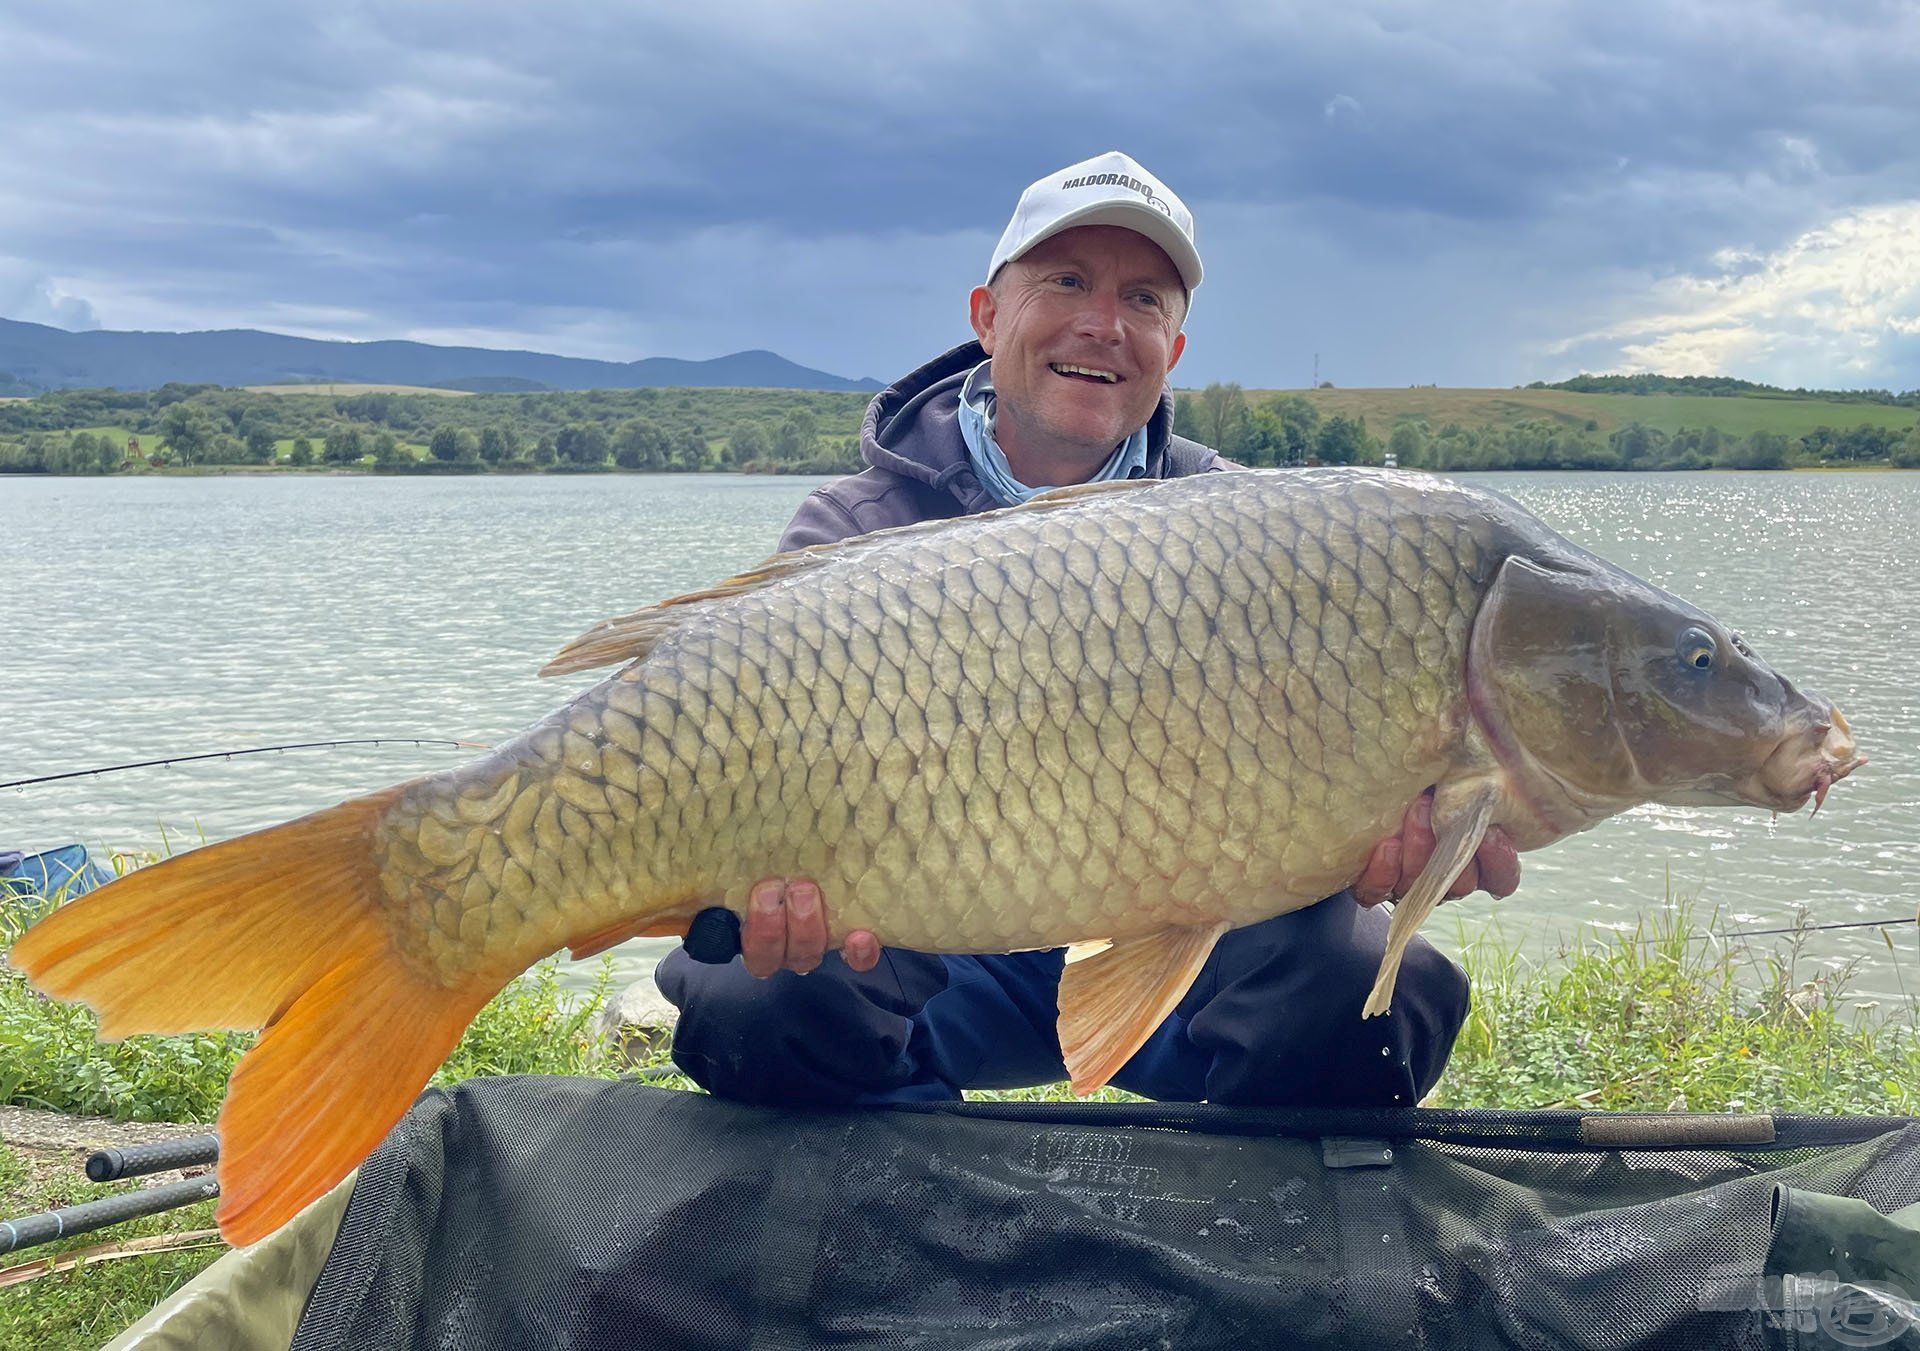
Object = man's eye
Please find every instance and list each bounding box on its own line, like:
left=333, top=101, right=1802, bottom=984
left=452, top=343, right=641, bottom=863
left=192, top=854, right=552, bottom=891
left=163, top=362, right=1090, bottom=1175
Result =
left=1054, top=275, right=1083, bottom=289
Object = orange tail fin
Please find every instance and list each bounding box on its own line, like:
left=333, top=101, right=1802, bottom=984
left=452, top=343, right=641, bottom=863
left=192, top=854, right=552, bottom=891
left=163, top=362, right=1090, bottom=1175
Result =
left=8, top=787, right=510, bottom=1246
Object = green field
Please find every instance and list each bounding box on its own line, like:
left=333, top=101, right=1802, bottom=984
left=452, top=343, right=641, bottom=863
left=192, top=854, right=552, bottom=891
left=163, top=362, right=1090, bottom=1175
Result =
left=72, top=426, right=142, bottom=452
left=1238, top=386, right=1920, bottom=438
left=241, top=382, right=471, bottom=398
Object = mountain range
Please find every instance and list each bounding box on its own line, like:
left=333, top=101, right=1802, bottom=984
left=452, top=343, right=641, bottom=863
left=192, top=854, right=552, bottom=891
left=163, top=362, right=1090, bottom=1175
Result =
left=0, top=317, right=881, bottom=394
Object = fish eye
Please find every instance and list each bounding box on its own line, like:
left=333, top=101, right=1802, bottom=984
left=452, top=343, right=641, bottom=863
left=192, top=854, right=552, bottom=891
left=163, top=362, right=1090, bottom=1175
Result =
left=1677, top=626, right=1716, bottom=672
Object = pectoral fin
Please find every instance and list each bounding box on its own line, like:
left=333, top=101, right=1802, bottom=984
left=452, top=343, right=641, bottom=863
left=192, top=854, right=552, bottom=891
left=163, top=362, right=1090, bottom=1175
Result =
left=1361, top=784, right=1499, bottom=1018
left=1057, top=922, right=1230, bottom=1095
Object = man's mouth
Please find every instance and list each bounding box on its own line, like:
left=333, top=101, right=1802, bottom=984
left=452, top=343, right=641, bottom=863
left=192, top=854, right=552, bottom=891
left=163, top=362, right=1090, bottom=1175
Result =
left=1048, top=363, right=1122, bottom=384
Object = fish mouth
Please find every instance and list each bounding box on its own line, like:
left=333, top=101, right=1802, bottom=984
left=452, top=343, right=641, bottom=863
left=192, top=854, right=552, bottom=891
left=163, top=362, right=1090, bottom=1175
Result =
left=1748, top=705, right=1867, bottom=814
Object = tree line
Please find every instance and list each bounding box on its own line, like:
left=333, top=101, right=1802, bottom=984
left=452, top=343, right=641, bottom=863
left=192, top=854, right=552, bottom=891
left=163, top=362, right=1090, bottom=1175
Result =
left=0, top=383, right=868, bottom=475
left=1534, top=373, right=1920, bottom=408
left=4, top=379, right=1919, bottom=476
left=1174, top=384, right=1920, bottom=471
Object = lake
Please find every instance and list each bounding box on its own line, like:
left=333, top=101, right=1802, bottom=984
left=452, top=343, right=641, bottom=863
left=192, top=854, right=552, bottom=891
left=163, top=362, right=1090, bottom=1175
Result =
left=2, top=471, right=1915, bottom=1005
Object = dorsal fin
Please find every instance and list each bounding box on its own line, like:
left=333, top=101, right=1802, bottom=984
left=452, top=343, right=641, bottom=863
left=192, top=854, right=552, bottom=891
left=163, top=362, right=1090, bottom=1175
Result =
left=539, top=477, right=1167, bottom=677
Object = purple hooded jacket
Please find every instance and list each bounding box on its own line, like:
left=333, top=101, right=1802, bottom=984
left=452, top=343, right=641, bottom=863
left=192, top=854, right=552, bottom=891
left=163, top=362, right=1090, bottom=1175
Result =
left=777, top=341, right=1229, bottom=552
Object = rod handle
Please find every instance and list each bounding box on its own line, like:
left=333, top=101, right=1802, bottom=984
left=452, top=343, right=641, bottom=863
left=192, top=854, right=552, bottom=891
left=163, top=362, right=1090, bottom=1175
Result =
left=85, top=1134, right=220, bottom=1183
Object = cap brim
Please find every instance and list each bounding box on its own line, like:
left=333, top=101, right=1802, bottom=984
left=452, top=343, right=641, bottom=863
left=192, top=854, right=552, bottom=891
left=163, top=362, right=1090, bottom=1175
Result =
left=1006, top=200, right=1202, bottom=291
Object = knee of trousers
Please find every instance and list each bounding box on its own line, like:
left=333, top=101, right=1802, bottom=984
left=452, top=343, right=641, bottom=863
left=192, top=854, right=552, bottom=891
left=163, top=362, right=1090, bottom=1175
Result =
left=654, top=947, right=928, bottom=1106
left=1193, top=898, right=1472, bottom=1105
left=1232, top=897, right=1468, bottom=1018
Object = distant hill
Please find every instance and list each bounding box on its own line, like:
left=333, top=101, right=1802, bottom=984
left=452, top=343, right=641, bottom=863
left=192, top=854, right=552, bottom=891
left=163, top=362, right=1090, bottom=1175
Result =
left=0, top=317, right=881, bottom=393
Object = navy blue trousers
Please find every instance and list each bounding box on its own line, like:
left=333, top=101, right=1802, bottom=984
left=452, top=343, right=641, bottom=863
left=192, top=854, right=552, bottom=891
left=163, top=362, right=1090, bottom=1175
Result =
left=655, top=893, right=1471, bottom=1108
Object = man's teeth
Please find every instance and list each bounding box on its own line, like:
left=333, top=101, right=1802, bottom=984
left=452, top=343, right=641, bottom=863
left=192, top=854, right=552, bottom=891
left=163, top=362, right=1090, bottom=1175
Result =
left=1050, top=363, right=1119, bottom=382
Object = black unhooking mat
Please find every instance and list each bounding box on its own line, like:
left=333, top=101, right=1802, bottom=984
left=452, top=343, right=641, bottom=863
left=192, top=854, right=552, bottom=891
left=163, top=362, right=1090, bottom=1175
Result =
left=289, top=1076, right=1920, bottom=1349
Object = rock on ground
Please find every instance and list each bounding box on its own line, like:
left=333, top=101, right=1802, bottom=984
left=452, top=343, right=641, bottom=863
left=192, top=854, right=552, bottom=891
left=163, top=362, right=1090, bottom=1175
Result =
left=1, top=1106, right=214, bottom=1203
left=594, top=980, right=679, bottom=1066
left=0, top=1105, right=205, bottom=1155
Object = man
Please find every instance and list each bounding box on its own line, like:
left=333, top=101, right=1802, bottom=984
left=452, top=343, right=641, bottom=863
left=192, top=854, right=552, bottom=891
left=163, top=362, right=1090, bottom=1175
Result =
left=657, top=151, right=1518, bottom=1108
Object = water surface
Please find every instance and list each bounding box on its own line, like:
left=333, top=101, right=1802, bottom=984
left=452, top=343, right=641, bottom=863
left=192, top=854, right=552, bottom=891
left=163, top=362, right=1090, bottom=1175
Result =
left=2, top=471, right=1914, bottom=1004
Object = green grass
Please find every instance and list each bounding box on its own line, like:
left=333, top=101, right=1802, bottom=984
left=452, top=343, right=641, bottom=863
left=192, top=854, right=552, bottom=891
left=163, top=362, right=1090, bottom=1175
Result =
left=1433, top=903, right=1920, bottom=1114
left=1233, top=386, right=1920, bottom=439
left=69, top=426, right=142, bottom=454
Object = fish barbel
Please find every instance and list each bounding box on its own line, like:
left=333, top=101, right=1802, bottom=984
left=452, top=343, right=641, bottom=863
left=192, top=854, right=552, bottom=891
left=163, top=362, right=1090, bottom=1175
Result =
left=10, top=468, right=1863, bottom=1243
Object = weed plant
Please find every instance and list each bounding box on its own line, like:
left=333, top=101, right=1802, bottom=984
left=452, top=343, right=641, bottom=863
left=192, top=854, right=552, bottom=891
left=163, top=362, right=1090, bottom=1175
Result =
left=1432, top=901, right=1920, bottom=1114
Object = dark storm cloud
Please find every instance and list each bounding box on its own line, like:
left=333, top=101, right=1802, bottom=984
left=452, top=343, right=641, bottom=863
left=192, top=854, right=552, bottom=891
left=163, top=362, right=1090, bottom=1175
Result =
left=1, top=0, right=1916, bottom=386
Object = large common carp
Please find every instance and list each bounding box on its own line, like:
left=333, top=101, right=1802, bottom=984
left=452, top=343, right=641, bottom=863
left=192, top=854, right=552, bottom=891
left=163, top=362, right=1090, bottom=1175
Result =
left=11, top=468, right=1862, bottom=1244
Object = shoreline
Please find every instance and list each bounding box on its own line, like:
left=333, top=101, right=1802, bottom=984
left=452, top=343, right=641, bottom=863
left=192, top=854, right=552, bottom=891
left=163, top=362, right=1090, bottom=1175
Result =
left=3, top=463, right=1916, bottom=479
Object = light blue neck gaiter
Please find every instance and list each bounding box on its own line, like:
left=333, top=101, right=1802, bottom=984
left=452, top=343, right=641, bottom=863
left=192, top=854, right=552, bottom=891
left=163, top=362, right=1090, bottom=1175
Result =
left=956, top=359, right=1148, bottom=507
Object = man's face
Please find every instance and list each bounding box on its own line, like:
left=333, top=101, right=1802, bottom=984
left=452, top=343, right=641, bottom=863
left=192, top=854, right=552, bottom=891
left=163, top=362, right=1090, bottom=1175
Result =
left=969, top=225, right=1187, bottom=473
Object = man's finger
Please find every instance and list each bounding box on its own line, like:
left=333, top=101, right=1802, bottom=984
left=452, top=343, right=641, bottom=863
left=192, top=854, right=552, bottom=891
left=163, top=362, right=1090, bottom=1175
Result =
left=740, top=878, right=787, bottom=978
left=1354, top=837, right=1401, bottom=907
left=785, top=879, right=828, bottom=974
left=1401, top=791, right=1438, bottom=885
left=1445, top=857, right=1480, bottom=900
left=842, top=930, right=881, bottom=972
left=1476, top=828, right=1522, bottom=898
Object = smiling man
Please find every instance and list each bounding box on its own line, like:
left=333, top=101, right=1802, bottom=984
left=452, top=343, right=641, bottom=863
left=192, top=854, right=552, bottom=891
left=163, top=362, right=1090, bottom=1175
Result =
left=656, top=151, right=1518, bottom=1107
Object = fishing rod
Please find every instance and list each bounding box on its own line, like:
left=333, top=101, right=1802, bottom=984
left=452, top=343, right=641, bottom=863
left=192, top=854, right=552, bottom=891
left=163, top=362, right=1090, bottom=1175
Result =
left=87, top=1135, right=221, bottom=1183
left=1717, top=916, right=1917, bottom=940
left=1, top=1135, right=223, bottom=1257
left=2, top=738, right=491, bottom=790
left=0, top=1177, right=221, bottom=1257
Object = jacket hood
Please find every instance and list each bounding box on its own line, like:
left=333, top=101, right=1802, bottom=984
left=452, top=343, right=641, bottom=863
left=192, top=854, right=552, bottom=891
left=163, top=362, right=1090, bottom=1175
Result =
left=859, top=340, right=1183, bottom=495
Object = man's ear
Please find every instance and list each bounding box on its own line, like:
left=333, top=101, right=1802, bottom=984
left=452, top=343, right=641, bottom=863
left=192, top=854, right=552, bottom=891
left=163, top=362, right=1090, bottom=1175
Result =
left=1165, top=330, right=1187, bottom=377
left=968, top=284, right=997, bottom=355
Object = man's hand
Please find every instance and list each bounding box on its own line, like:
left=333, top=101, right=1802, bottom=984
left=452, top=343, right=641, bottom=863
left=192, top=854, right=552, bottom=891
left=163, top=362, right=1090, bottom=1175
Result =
left=1353, top=789, right=1520, bottom=908
left=741, top=877, right=882, bottom=978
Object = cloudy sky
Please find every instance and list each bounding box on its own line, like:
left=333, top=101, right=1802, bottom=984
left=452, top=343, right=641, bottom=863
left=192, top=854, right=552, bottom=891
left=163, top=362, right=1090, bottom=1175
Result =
left=3, top=0, right=1918, bottom=389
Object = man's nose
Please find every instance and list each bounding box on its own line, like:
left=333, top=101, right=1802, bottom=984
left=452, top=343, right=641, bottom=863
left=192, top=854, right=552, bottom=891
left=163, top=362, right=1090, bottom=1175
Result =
left=1072, top=289, right=1126, bottom=344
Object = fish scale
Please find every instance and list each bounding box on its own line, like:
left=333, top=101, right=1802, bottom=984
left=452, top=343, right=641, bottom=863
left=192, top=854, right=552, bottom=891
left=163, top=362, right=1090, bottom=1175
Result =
left=370, top=471, right=1491, bottom=981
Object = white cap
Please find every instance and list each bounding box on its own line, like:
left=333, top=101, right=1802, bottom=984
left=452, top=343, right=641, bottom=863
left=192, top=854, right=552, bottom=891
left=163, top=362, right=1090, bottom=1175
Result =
left=987, top=150, right=1201, bottom=292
